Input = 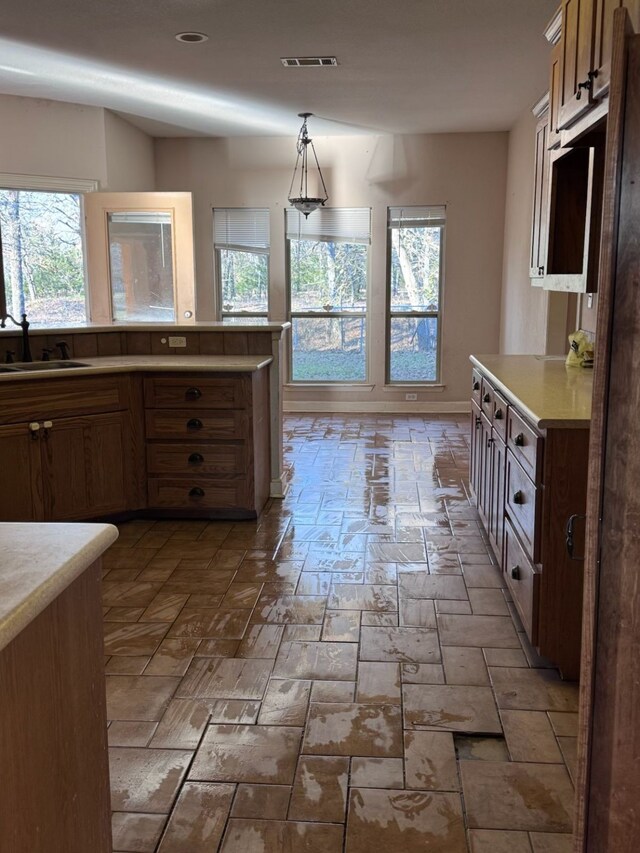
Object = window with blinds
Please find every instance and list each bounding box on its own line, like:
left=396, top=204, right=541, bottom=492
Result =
left=213, top=208, right=270, bottom=317
left=287, top=207, right=371, bottom=383
left=387, top=205, right=445, bottom=383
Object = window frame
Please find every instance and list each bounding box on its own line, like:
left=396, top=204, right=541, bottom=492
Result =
left=0, top=174, right=97, bottom=329
left=286, top=207, right=372, bottom=385
left=385, top=206, right=446, bottom=386
left=213, top=207, right=270, bottom=320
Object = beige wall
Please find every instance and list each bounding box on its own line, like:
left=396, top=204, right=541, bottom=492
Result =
left=0, top=94, right=154, bottom=190
left=155, top=132, right=508, bottom=409
left=499, top=107, right=571, bottom=357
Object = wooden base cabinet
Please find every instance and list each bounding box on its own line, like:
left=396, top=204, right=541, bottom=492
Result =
left=470, top=369, right=589, bottom=679
left=0, top=561, right=111, bottom=852
left=0, top=377, right=132, bottom=523
left=144, top=371, right=270, bottom=519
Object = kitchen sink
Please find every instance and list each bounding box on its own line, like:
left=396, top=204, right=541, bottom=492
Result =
left=8, top=361, right=90, bottom=371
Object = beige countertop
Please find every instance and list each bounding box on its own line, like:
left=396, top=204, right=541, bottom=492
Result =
left=0, top=319, right=291, bottom=336
left=0, top=522, right=118, bottom=652
left=470, top=354, right=593, bottom=429
left=0, top=354, right=273, bottom=382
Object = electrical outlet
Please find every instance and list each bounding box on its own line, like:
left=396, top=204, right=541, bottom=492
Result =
left=168, top=336, right=187, bottom=348
left=405, top=393, right=418, bottom=401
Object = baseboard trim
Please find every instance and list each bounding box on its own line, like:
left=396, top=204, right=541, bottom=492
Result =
left=283, top=401, right=471, bottom=414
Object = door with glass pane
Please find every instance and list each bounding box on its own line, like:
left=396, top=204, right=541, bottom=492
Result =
left=84, top=192, right=195, bottom=324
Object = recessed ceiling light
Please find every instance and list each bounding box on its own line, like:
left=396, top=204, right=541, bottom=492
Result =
left=175, top=32, right=209, bottom=44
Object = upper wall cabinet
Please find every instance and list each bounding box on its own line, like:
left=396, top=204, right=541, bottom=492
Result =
left=558, top=0, right=639, bottom=130
left=530, top=97, right=550, bottom=285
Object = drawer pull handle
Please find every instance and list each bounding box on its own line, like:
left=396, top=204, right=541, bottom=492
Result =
left=513, top=490, right=524, bottom=505
left=566, top=513, right=586, bottom=561
left=187, top=418, right=203, bottom=430
left=483, top=393, right=491, bottom=403
left=188, top=452, right=204, bottom=465
left=189, top=487, right=205, bottom=498
left=511, top=565, right=521, bottom=581
left=514, top=432, right=525, bottom=446
left=495, top=408, right=503, bottom=420
left=185, top=387, right=202, bottom=400
left=473, top=380, right=480, bottom=391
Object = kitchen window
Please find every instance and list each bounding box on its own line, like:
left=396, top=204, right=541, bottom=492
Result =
left=214, top=208, right=269, bottom=318
left=387, top=205, right=445, bottom=383
left=286, top=207, right=371, bottom=383
left=0, top=177, right=97, bottom=328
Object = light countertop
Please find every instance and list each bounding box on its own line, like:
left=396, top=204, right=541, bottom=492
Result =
left=0, top=320, right=291, bottom=336
left=0, top=354, right=273, bottom=382
left=0, top=522, right=118, bottom=652
left=470, top=354, right=593, bottom=429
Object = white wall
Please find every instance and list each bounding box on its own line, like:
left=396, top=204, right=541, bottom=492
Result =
left=0, top=94, right=155, bottom=189
left=499, top=107, right=570, bottom=356
left=155, top=132, right=509, bottom=408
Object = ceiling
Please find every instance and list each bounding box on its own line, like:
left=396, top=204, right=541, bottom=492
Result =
left=0, top=0, right=558, bottom=137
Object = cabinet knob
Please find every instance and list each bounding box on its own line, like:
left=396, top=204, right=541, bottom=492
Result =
left=494, top=408, right=503, bottom=420
left=188, top=452, right=204, bottom=465
left=187, top=418, right=203, bottom=430
left=29, top=421, right=41, bottom=440
left=538, top=266, right=544, bottom=276
left=473, top=380, right=480, bottom=391
left=185, top=387, right=202, bottom=400
left=475, top=416, right=481, bottom=429
left=483, top=393, right=491, bottom=403
left=511, top=565, right=521, bottom=580
left=487, top=437, right=494, bottom=447
left=514, top=433, right=525, bottom=446
left=512, top=490, right=524, bottom=505
left=189, top=487, right=205, bottom=498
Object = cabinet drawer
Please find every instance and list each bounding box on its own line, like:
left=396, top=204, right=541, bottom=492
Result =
left=507, top=407, right=543, bottom=481
left=147, top=443, right=247, bottom=476
left=480, top=378, right=495, bottom=422
left=492, top=390, right=508, bottom=442
left=145, top=409, right=248, bottom=440
left=144, top=375, right=247, bottom=409
left=0, top=376, right=127, bottom=425
left=471, top=369, right=482, bottom=407
left=148, top=477, right=247, bottom=509
left=505, top=451, right=541, bottom=562
left=504, top=518, right=540, bottom=643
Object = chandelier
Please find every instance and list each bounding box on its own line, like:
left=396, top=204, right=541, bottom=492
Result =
left=288, top=112, right=328, bottom=218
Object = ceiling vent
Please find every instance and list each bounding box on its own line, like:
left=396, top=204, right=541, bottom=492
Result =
left=281, top=57, right=338, bottom=67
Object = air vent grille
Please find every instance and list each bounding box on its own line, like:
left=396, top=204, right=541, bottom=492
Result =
left=281, top=57, right=338, bottom=67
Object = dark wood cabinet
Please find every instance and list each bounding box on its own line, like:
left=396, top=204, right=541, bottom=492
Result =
left=0, top=424, right=42, bottom=521
left=530, top=105, right=550, bottom=282
left=558, top=0, right=598, bottom=130
left=470, top=367, right=589, bottom=679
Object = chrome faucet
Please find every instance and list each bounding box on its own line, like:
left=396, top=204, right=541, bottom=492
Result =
left=0, top=312, right=33, bottom=362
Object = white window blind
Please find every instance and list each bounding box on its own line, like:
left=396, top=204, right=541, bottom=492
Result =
left=388, top=205, right=446, bottom=229
left=214, top=208, right=270, bottom=253
left=286, top=207, right=371, bottom=244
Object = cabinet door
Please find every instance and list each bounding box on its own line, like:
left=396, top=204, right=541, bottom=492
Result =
left=489, top=432, right=506, bottom=566
left=477, top=415, right=492, bottom=529
left=530, top=113, right=550, bottom=282
left=591, top=0, right=637, bottom=98
left=469, top=403, right=482, bottom=499
left=548, top=41, right=563, bottom=148
left=42, top=413, right=127, bottom=520
left=0, top=424, right=43, bottom=521
left=558, top=0, right=597, bottom=129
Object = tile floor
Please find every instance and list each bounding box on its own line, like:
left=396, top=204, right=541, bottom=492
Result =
left=102, top=414, right=579, bottom=852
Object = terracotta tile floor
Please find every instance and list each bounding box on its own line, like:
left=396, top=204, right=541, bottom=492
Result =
left=103, top=414, right=578, bottom=852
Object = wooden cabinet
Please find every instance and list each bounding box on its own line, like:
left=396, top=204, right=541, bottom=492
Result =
left=557, top=0, right=639, bottom=130
left=470, top=367, right=589, bottom=679
left=530, top=103, right=550, bottom=283
left=145, top=371, right=270, bottom=518
left=0, top=378, right=131, bottom=522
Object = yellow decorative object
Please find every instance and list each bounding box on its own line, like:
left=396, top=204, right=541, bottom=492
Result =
left=566, top=329, right=594, bottom=368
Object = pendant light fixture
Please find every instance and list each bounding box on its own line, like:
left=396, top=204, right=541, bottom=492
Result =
left=288, top=112, right=328, bottom=218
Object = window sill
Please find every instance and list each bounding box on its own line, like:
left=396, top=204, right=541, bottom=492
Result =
left=382, top=383, right=446, bottom=393
left=284, top=382, right=375, bottom=389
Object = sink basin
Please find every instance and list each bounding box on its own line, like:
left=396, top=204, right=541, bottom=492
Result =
left=10, top=361, right=90, bottom=371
